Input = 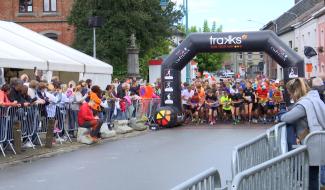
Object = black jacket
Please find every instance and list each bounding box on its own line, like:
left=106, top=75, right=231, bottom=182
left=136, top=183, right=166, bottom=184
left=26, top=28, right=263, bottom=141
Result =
left=8, top=88, right=25, bottom=104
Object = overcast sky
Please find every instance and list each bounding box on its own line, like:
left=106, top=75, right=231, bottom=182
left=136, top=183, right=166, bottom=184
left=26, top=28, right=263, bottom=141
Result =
left=172, top=0, right=294, bottom=32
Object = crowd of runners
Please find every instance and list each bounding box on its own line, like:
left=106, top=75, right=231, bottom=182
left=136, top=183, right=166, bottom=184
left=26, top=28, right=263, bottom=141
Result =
left=181, top=75, right=325, bottom=125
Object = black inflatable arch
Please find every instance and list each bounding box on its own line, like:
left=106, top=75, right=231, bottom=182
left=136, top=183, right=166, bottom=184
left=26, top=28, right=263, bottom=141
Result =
left=156, top=31, right=304, bottom=127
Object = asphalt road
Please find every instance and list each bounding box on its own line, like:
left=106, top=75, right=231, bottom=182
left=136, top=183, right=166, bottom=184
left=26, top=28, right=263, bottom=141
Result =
left=0, top=125, right=267, bottom=190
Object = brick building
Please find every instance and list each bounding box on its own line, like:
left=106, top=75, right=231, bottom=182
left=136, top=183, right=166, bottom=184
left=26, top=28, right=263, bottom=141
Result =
left=0, top=0, right=75, bottom=45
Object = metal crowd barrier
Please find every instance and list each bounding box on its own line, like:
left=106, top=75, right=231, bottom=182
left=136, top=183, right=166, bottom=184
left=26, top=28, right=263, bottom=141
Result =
left=230, top=131, right=325, bottom=190
left=174, top=129, right=325, bottom=190
left=231, top=145, right=309, bottom=190
left=0, top=98, right=161, bottom=156
left=0, top=106, right=10, bottom=156
left=102, top=98, right=161, bottom=127
left=0, top=105, right=40, bottom=156
left=133, top=98, right=161, bottom=123
left=303, top=131, right=325, bottom=166
left=232, top=122, right=287, bottom=176
left=171, top=167, right=222, bottom=190
left=37, top=103, right=72, bottom=144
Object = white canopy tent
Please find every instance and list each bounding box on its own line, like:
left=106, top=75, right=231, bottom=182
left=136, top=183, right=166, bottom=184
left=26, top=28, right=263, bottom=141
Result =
left=0, top=21, right=112, bottom=74
left=0, top=41, right=46, bottom=70
left=0, top=21, right=113, bottom=88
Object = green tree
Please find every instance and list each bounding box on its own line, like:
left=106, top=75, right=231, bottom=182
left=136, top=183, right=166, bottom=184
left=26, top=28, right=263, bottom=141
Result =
left=189, top=26, right=197, bottom=33
left=68, top=0, right=183, bottom=79
left=202, top=20, right=210, bottom=32
left=192, top=20, right=228, bottom=73
left=211, top=21, right=216, bottom=32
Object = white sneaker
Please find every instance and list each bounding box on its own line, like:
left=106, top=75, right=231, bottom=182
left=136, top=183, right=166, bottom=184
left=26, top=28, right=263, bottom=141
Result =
left=56, top=137, right=66, bottom=143
left=22, top=141, right=34, bottom=148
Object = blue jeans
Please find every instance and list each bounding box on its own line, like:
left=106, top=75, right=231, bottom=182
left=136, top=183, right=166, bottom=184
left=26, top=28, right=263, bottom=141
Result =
left=286, top=124, right=297, bottom=151
left=321, top=165, right=325, bottom=185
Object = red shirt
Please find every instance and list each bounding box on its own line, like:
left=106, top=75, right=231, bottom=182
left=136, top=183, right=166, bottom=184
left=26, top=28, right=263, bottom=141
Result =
left=256, top=88, right=268, bottom=100
left=0, top=90, right=15, bottom=106
left=78, top=102, right=95, bottom=126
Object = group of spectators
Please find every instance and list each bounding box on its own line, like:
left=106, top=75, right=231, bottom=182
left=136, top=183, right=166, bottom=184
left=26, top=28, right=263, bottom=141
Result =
left=181, top=75, right=325, bottom=125
left=0, top=74, right=161, bottom=145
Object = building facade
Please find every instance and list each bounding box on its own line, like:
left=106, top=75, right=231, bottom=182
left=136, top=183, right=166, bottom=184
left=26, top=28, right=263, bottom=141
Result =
left=231, top=52, right=264, bottom=78
left=0, top=0, right=75, bottom=45
left=316, top=10, right=325, bottom=75
left=276, top=30, right=296, bottom=79
left=295, top=18, right=319, bottom=78
left=262, top=0, right=325, bottom=79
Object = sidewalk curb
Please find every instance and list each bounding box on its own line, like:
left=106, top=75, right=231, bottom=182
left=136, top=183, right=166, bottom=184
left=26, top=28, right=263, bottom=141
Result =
left=0, top=130, right=149, bottom=170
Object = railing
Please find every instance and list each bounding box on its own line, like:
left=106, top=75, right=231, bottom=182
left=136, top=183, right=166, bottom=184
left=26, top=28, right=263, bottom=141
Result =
left=0, top=98, right=162, bottom=156
left=232, top=122, right=287, bottom=176
left=231, top=145, right=309, bottom=190
left=303, top=131, right=325, bottom=166
left=171, top=167, right=222, bottom=190
left=0, top=105, right=41, bottom=156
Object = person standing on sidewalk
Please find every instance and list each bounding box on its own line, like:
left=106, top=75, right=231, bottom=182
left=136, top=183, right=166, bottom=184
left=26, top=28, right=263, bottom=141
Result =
left=280, top=78, right=325, bottom=190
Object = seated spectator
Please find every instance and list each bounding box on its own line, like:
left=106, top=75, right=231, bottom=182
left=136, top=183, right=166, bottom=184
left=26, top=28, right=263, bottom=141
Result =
left=78, top=100, right=103, bottom=142
left=0, top=84, right=18, bottom=106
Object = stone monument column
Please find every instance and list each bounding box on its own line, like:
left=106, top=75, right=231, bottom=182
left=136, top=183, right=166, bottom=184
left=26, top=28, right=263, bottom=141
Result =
left=127, top=34, right=140, bottom=78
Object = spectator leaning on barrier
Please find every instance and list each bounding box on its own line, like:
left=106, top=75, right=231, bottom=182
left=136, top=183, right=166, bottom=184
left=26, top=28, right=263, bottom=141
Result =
left=20, top=73, right=29, bottom=87
left=28, top=80, right=38, bottom=100
left=89, top=85, right=102, bottom=115
left=78, top=100, right=103, bottom=142
left=8, top=79, right=29, bottom=107
left=0, top=84, right=18, bottom=106
left=85, top=79, right=92, bottom=92
left=280, top=78, right=325, bottom=190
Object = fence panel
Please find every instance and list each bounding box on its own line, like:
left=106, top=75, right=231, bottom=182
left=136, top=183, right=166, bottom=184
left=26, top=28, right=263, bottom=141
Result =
left=232, top=122, right=287, bottom=176
left=231, top=145, right=309, bottom=190
left=133, top=98, right=161, bottom=123
left=171, top=167, right=221, bottom=190
left=0, top=106, right=9, bottom=156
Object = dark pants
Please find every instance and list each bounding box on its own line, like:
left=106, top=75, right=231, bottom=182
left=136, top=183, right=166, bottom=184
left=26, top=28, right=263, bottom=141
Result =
left=286, top=124, right=297, bottom=151
left=309, top=166, right=319, bottom=190
left=80, top=119, right=103, bottom=137
left=287, top=124, right=319, bottom=189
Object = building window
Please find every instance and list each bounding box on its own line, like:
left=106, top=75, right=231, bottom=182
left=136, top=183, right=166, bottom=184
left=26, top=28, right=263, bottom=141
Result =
left=44, top=33, right=58, bottom=41
left=44, top=0, right=57, bottom=12
left=289, top=41, right=293, bottom=48
left=247, top=52, right=252, bottom=59
left=259, top=52, right=263, bottom=59
left=239, top=53, right=243, bottom=59
left=19, top=0, right=33, bottom=13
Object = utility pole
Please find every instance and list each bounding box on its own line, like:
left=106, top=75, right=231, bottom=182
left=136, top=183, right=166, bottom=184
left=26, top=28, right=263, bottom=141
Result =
left=184, top=0, right=191, bottom=83
left=93, top=27, right=96, bottom=58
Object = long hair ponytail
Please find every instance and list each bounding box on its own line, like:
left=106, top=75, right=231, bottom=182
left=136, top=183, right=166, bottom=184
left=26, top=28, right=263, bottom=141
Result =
left=286, top=78, right=310, bottom=101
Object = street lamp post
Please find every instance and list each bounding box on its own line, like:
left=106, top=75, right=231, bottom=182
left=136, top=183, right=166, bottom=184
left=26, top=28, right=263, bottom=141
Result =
left=184, top=0, right=191, bottom=83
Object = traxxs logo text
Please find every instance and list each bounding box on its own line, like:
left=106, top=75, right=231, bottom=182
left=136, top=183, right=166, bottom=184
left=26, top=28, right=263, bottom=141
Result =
left=210, top=35, right=242, bottom=45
